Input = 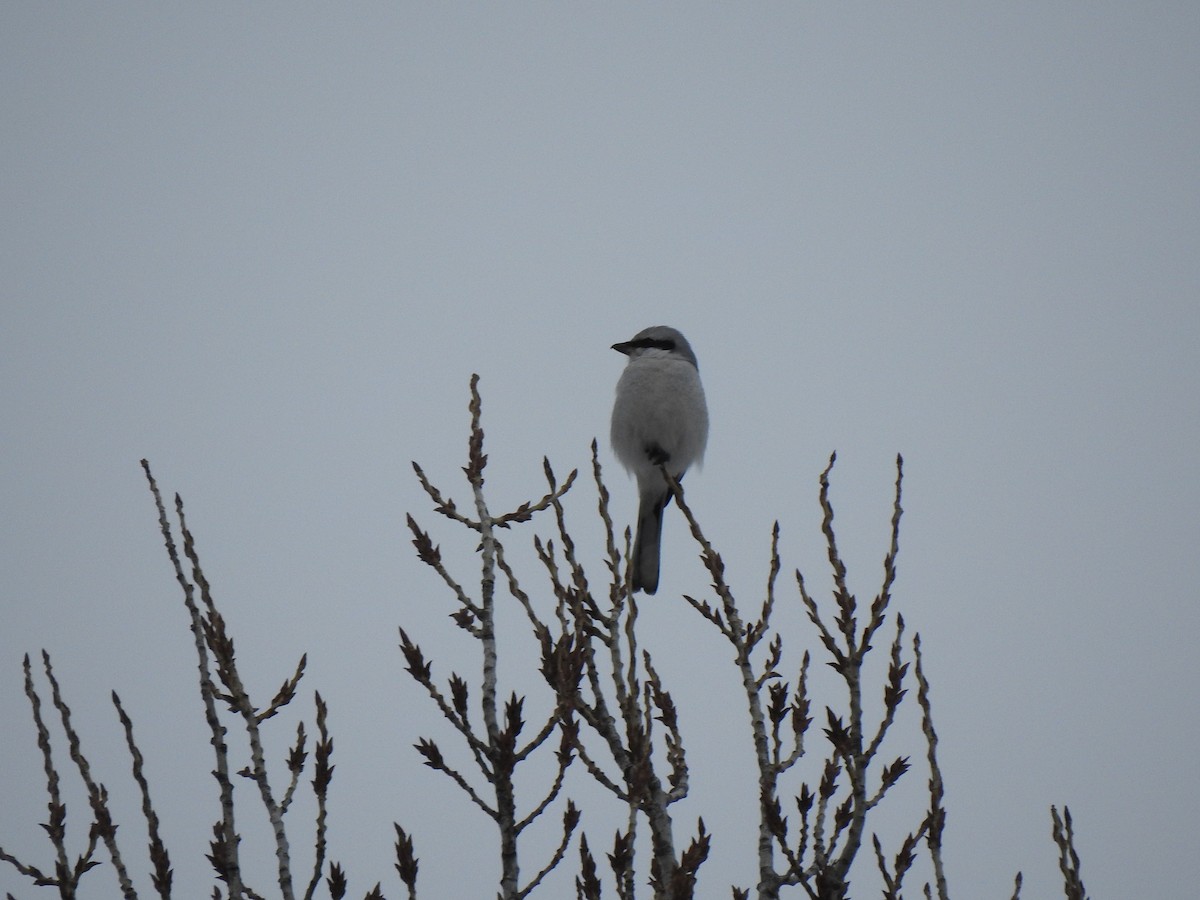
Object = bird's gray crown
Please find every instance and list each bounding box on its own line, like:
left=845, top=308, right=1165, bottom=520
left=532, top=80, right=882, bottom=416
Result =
left=612, top=325, right=699, bottom=368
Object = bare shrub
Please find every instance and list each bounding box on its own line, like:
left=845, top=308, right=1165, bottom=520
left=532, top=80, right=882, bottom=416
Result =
left=1, top=377, right=1086, bottom=899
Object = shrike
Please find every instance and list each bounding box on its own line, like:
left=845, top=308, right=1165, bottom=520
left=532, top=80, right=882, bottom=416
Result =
left=610, top=326, right=709, bottom=594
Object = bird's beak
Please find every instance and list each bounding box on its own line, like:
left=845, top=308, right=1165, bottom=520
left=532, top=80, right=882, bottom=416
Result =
left=612, top=341, right=633, bottom=355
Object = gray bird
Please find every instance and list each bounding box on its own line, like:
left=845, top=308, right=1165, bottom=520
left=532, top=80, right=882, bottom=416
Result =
left=610, top=326, right=709, bottom=594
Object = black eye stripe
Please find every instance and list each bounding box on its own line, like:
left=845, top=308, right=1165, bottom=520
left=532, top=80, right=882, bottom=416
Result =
left=632, top=338, right=676, bottom=351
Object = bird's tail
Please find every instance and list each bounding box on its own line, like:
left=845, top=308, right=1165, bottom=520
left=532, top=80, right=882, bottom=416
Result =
left=632, top=490, right=667, bottom=594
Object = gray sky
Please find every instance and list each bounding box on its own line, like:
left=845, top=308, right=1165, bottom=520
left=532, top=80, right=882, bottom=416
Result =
left=2, top=4, right=1198, bottom=897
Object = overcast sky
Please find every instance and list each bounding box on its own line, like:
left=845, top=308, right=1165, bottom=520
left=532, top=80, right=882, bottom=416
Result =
left=2, top=4, right=1198, bottom=898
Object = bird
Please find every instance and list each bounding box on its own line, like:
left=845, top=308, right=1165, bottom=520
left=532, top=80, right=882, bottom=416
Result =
left=610, top=325, right=709, bottom=594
